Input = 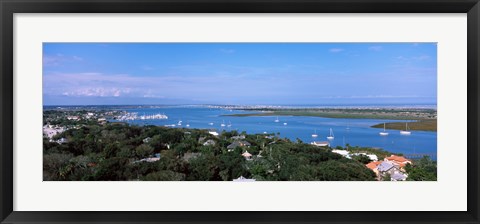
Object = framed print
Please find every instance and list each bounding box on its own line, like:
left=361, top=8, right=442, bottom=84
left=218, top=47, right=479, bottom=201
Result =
left=1, top=0, right=479, bottom=223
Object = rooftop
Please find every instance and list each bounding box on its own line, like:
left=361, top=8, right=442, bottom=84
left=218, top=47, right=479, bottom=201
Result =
left=391, top=173, right=408, bottom=181
left=366, top=161, right=383, bottom=170
left=233, top=176, right=256, bottom=182
left=227, top=140, right=251, bottom=149
left=377, top=161, right=396, bottom=172
left=385, top=155, right=411, bottom=163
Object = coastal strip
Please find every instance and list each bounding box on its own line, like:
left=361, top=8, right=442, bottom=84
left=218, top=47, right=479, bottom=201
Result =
left=224, top=108, right=437, bottom=120
left=371, top=120, right=437, bottom=132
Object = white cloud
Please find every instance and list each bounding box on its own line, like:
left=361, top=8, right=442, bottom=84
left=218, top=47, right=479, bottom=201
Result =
left=219, top=48, right=235, bottom=54
left=72, top=56, right=83, bottom=61
left=43, top=54, right=83, bottom=67
left=43, top=71, right=293, bottom=101
left=412, top=55, right=430, bottom=61
left=329, top=48, right=344, bottom=53
left=368, top=46, right=382, bottom=51
left=395, top=55, right=431, bottom=63
left=318, top=95, right=423, bottom=99
left=62, top=88, right=130, bottom=97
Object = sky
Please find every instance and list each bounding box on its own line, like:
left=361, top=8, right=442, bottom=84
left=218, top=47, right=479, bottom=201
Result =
left=43, top=43, right=437, bottom=106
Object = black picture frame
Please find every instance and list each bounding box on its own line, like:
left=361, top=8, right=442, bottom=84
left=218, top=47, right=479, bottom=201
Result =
left=1, top=0, right=479, bottom=223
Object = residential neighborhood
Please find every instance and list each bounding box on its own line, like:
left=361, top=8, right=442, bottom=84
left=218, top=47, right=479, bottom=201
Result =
left=43, top=109, right=436, bottom=181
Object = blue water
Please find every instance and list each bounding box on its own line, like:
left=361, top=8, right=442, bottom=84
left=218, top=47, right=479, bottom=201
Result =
left=111, top=106, right=437, bottom=160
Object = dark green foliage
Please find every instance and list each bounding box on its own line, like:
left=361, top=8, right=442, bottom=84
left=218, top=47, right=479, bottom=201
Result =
left=94, top=157, right=130, bottom=181
left=141, top=171, right=186, bottom=181
left=382, top=173, right=391, bottom=181
left=43, top=153, right=74, bottom=180
left=43, top=110, right=400, bottom=181
left=187, top=153, right=219, bottom=181
left=351, top=154, right=372, bottom=164
left=405, top=156, right=437, bottom=181
left=346, top=146, right=390, bottom=161
left=135, top=144, right=154, bottom=158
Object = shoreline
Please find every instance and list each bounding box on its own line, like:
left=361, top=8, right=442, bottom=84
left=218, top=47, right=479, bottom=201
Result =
left=223, top=108, right=436, bottom=120
left=371, top=120, right=437, bottom=132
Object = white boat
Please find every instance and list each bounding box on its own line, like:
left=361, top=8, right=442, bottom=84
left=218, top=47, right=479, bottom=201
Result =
left=283, top=122, right=287, bottom=125
left=274, top=116, right=279, bottom=122
left=221, top=120, right=226, bottom=127
left=227, top=121, right=232, bottom=127
left=177, top=120, right=182, bottom=126
left=311, top=129, right=318, bottom=138
left=208, top=122, right=214, bottom=126
left=327, top=128, right=335, bottom=140
left=379, top=123, right=389, bottom=136
left=186, top=123, right=190, bottom=127
left=400, top=122, right=411, bottom=135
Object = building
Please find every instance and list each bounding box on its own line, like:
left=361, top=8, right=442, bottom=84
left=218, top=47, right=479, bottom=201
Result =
left=391, top=172, right=408, bottom=181
left=366, top=154, right=379, bottom=161
left=352, top=152, right=378, bottom=161
left=227, top=140, right=251, bottom=151
left=231, top=135, right=246, bottom=140
left=67, top=116, right=80, bottom=121
left=367, top=160, right=409, bottom=181
left=311, top=141, right=329, bottom=147
left=233, top=176, right=256, bottom=182
left=332, top=149, right=351, bottom=159
left=377, top=161, right=405, bottom=180
left=366, top=161, right=383, bottom=176
left=208, top=131, right=219, bottom=136
left=143, top=137, right=152, bottom=143
left=384, top=155, right=412, bottom=168
left=56, top=138, right=67, bottom=144
left=183, top=152, right=201, bottom=161
left=43, top=125, right=66, bottom=139
left=203, top=139, right=216, bottom=146
left=134, top=157, right=160, bottom=163
left=241, top=151, right=253, bottom=160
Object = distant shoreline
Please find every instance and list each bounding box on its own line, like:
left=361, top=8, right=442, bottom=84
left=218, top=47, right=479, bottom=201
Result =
left=371, top=120, right=437, bottom=132
left=223, top=107, right=436, bottom=120
left=43, top=103, right=437, bottom=110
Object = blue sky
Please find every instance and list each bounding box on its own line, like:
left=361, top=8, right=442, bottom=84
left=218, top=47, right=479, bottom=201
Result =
left=43, top=43, right=437, bottom=105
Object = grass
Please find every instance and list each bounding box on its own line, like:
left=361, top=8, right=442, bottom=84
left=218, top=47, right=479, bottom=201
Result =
left=371, top=120, right=437, bottom=132
left=224, top=109, right=436, bottom=120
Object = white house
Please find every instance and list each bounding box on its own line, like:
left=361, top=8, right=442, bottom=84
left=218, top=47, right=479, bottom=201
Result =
left=311, top=141, right=329, bottom=147
left=233, top=176, right=256, bottom=182
left=332, top=149, right=351, bottom=159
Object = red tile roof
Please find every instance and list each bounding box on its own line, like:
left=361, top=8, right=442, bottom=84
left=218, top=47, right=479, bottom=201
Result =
left=366, top=161, right=383, bottom=170
left=385, top=155, right=411, bottom=163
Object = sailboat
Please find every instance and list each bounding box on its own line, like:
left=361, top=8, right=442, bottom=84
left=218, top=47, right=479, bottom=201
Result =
left=311, top=129, right=318, bottom=138
left=227, top=121, right=232, bottom=127
left=186, top=121, right=190, bottom=127
left=274, top=116, right=279, bottom=123
left=327, top=128, right=335, bottom=140
left=400, top=122, right=411, bottom=135
left=221, top=120, right=226, bottom=127
left=379, top=123, right=389, bottom=136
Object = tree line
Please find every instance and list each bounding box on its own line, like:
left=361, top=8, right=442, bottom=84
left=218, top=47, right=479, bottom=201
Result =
left=44, top=122, right=378, bottom=181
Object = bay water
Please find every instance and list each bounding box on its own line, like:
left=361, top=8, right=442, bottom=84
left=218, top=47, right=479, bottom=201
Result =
left=111, top=105, right=437, bottom=160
